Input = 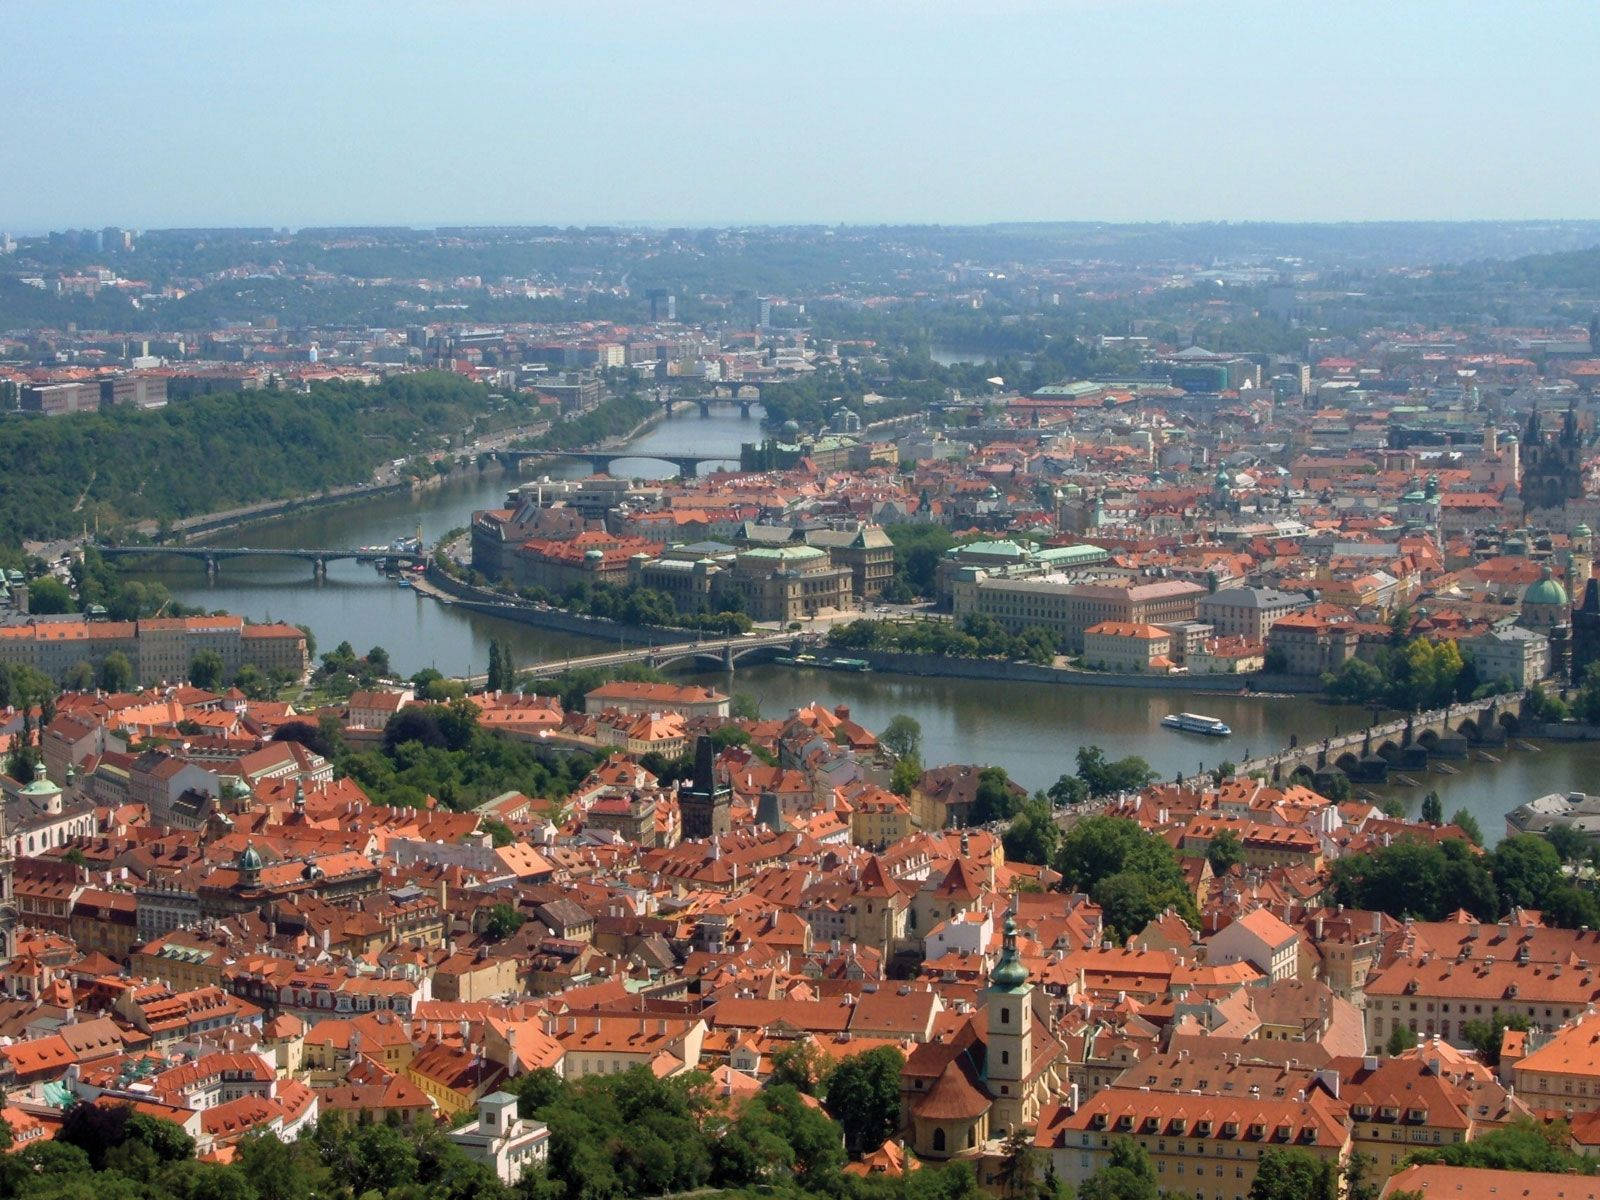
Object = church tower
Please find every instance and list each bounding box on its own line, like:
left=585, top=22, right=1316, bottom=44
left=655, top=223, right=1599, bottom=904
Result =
left=678, top=735, right=731, bottom=841
left=983, top=913, right=1033, bottom=1133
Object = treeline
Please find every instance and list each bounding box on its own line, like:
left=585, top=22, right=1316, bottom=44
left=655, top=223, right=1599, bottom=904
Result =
left=0, top=372, right=530, bottom=542
left=1323, top=635, right=1514, bottom=709
left=509, top=580, right=753, bottom=636
left=828, top=614, right=1059, bottom=664
left=1329, top=831, right=1600, bottom=928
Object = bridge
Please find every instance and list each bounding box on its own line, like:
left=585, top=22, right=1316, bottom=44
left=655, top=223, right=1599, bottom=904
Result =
left=492, top=448, right=739, bottom=478
left=1213, top=692, right=1531, bottom=789
left=97, top=544, right=427, bottom=580
left=657, top=381, right=770, bottom=418
left=459, top=630, right=812, bottom=685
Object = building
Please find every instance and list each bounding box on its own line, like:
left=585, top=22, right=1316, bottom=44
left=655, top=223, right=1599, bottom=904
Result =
left=1081, top=622, right=1173, bottom=673
left=20, top=381, right=99, bottom=416
left=448, top=1092, right=549, bottom=1185
left=678, top=736, right=731, bottom=841
left=1463, top=625, right=1550, bottom=688
left=723, top=546, right=854, bottom=623
left=1509, top=1009, right=1600, bottom=1117
left=1198, top=587, right=1312, bottom=643
left=1364, top=952, right=1600, bottom=1050
left=1206, top=908, right=1301, bottom=983
left=1037, top=1085, right=1350, bottom=1200
left=583, top=681, right=728, bottom=719
left=1381, top=1166, right=1600, bottom=1200
left=953, top=576, right=1204, bottom=654
left=0, top=616, right=307, bottom=687
left=1520, top=405, right=1584, bottom=510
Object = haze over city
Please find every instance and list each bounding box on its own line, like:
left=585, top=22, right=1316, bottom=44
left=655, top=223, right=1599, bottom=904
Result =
left=8, top=0, right=1600, bottom=229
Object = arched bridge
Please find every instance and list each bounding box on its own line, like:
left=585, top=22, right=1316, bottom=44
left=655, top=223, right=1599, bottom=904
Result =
left=461, top=631, right=810, bottom=685
left=97, top=544, right=427, bottom=579
left=1229, top=692, right=1530, bottom=787
left=492, top=449, right=739, bottom=477
left=658, top=383, right=769, bottom=417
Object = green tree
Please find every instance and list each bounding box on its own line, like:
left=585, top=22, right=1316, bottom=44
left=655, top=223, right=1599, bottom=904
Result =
left=1386, top=1023, right=1418, bottom=1055
left=730, top=692, right=761, bottom=720
left=1055, top=815, right=1198, bottom=940
left=1409, top=1116, right=1588, bottom=1173
left=1451, top=809, right=1484, bottom=846
left=187, top=650, right=226, bottom=690
left=823, top=1045, right=904, bottom=1153
left=971, top=765, right=1022, bottom=824
left=63, top=660, right=95, bottom=692
left=997, top=1125, right=1040, bottom=1199
left=1207, top=828, right=1244, bottom=875
left=1491, top=834, right=1564, bottom=912
left=769, top=1038, right=830, bottom=1095
left=99, top=650, right=135, bottom=693
left=482, top=903, right=525, bottom=941
left=1249, top=1148, right=1336, bottom=1200
left=486, top=640, right=506, bottom=692
left=25, top=576, right=74, bottom=614
left=890, top=756, right=921, bottom=797
left=1420, top=790, right=1443, bottom=825
left=1076, top=1138, right=1159, bottom=1200
left=1544, top=823, right=1591, bottom=864
left=1462, top=1011, right=1530, bottom=1066
left=1046, top=773, right=1088, bottom=806
left=881, top=714, right=923, bottom=761
left=1003, top=797, right=1061, bottom=867
left=1075, top=745, right=1156, bottom=797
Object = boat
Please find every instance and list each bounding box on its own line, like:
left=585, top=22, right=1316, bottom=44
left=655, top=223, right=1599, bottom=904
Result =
left=395, top=577, right=412, bottom=588
left=822, top=657, right=871, bottom=673
left=774, top=653, right=819, bottom=667
left=1161, top=712, right=1231, bottom=737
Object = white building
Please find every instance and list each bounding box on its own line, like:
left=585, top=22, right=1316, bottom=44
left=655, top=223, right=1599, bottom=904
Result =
left=448, top=1091, right=549, bottom=1184
left=1206, top=907, right=1300, bottom=982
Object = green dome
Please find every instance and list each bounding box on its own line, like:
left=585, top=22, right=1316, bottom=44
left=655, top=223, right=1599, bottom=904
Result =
left=237, top=842, right=263, bottom=872
left=1575, top=523, right=1592, bottom=540
left=20, top=761, right=60, bottom=797
left=1525, top=568, right=1569, bottom=608
left=989, top=915, right=1030, bottom=990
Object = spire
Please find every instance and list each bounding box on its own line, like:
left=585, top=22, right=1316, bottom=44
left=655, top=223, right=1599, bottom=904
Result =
left=989, top=913, right=1029, bottom=990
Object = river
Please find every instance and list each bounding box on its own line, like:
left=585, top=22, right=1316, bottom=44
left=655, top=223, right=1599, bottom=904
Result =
left=123, top=401, right=1589, bottom=841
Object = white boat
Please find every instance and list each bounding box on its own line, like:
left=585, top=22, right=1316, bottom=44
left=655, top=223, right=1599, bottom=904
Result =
left=1162, top=712, right=1232, bottom=737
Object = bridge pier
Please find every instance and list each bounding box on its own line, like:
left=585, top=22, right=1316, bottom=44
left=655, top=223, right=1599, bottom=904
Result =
left=739, top=400, right=752, bottom=418
left=699, top=400, right=711, bottom=418
left=205, top=556, right=219, bottom=580
left=312, top=557, right=327, bottom=580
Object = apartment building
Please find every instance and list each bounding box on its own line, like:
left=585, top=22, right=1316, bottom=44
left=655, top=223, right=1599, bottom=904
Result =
left=953, top=576, right=1204, bottom=653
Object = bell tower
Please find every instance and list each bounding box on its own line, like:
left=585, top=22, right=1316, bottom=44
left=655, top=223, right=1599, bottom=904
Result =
left=983, top=913, right=1032, bottom=1132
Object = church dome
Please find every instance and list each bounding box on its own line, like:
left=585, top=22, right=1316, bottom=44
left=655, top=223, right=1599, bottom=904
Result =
left=237, top=843, right=263, bottom=872
left=1525, top=567, right=1570, bottom=608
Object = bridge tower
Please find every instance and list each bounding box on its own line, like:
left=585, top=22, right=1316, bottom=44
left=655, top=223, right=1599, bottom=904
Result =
left=679, top=735, right=731, bottom=841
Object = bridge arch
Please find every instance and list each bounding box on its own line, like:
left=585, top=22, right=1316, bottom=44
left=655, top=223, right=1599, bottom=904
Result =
left=1456, top=717, right=1480, bottom=741
left=1334, top=752, right=1362, bottom=774
left=1288, top=764, right=1316, bottom=787
left=1498, top=711, right=1522, bottom=735
left=1417, top=729, right=1441, bottom=751
left=1377, top=740, right=1403, bottom=762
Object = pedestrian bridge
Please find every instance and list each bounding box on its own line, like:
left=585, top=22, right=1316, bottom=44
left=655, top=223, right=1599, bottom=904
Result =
left=1235, top=692, right=1529, bottom=786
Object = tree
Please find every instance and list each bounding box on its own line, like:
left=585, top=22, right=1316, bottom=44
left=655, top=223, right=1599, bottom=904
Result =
left=823, top=1045, right=903, bottom=1153
left=1075, top=745, right=1156, bottom=797
left=1386, top=1023, right=1418, bottom=1055
left=1076, top=1138, right=1158, bottom=1200
left=1207, top=828, right=1244, bottom=875
left=483, top=903, right=525, bottom=941
left=730, top=692, right=761, bottom=720
left=769, top=1038, right=829, bottom=1095
left=1462, top=1012, right=1529, bottom=1066
left=25, top=576, right=73, bottom=614
left=1055, top=815, right=1198, bottom=940
left=188, top=650, right=225, bottom=690
left=1451, top=809, right=1484, bottom=846
left=1491, top=834, right=1564, bottom=913
left=1409, top=1116, right=1587, bottom=1173
left=881, top=714, right=923, bottom=761
left=99, top=650, right=134, bottom=693
left=365, top=645, right=391, bottom=677
left=486, top=640, right=506, bottom=692
left=997, top=1125, right=1040, bottom=1199
left=1576, top=662, right=1600, bottom=725
left=1420, top=790, right=1443, bottom=826
left=63, top=660, right=95, bottom=692
left=1543, top=823, right=1591, bottom=864
left=971, top=765, right=1022, bottom=824
left=1046, top=773, right=1088, bottom=806
left=1003, top=798, right=1061, bottom=866
left=890, top=756, right=921, bottom=797
left=1250, top=1148, right=1335, bottom=1200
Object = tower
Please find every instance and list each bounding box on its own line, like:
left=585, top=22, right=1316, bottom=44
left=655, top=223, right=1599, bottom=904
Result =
left=1573, top=577, right=1600, bottom=686
left=1520, top=403, right=1584, bottom=510
left=983, top=913, right=1033, bottom=1133
left=678, top=735, right=730, bottom=841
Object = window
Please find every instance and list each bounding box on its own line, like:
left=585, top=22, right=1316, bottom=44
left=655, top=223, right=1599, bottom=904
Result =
left=1001, top=1007, right=1011, bottom=1025
left=933, top=1129, right=946, bottom=1153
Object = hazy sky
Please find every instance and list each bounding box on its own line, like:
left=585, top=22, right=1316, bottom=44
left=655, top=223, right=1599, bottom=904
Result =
left=6, top=0, right=1599, bottom=230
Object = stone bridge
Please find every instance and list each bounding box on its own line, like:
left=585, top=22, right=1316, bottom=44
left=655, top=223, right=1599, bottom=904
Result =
left=98, top=544, right=427, bottom=579
left=459, top=631, right=810, bottom=685
left=1233, top=691, right=1530, bottom=787
left=492, top=448, right=738, bottom=477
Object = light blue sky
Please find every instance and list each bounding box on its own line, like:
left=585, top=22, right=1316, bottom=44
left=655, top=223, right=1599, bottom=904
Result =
left=5, top=0, right=1598, bottom=230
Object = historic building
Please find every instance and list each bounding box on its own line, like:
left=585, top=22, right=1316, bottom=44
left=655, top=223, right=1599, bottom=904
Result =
left=1520, top=404, right=1584, bottom=510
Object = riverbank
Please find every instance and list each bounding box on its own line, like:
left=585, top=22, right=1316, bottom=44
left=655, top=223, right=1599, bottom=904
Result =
left=419, top=564, right=686, bottom=645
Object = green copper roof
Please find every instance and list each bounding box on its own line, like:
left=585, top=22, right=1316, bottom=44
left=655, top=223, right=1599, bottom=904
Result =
left=989, top=914, right=1029, bottom=991
left=1525, top=568, right=1569, bottom=608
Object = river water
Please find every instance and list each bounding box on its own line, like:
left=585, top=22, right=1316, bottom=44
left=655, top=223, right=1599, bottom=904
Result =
left=124, top=403, right=1592, bottom=840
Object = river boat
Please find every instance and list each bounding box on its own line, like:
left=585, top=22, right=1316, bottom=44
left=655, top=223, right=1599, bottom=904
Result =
left=822, top=657, right=871, bottom=673
left=1161, top=712, right=1231, bottom=737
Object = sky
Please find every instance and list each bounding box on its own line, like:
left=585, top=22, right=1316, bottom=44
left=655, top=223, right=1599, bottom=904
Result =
left=5, top=0, right=1599, bottom=230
